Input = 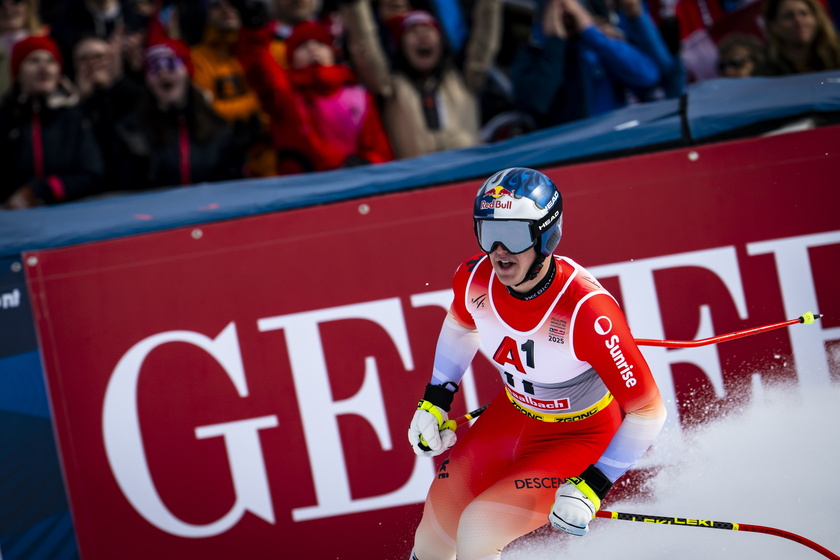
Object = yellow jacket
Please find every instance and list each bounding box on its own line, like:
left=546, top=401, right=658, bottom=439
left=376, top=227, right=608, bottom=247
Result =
left=191, top=27, right=262, bottom=124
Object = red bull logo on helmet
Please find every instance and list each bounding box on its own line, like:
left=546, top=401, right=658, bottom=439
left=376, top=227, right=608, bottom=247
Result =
left=480, top=185, right=514, bottom=210
left=485, top=185, right=515, bottom=199
left=480, top=199, right=513, bottom=210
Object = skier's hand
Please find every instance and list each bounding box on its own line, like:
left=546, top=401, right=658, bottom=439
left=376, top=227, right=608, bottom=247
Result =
left=408, top=400, right=457, bottom=457
left=408, top=383, right=459, bottom=457
left=549, top=465, right=612, bottom=536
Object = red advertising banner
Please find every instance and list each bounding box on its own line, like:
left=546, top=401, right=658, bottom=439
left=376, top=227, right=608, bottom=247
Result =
left=25, top=126, right=840, bottom=559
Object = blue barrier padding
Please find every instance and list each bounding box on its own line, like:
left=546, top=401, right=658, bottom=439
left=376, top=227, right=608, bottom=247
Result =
left=0, top=99, right=681, bottom=258
left=686, top=70, right=840, bottom=140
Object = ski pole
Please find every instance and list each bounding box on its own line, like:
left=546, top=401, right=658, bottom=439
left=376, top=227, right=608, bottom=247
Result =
left=634, top=312, right=822, bottom=348
left=417, top=404, right=489, bottom=451
left=446, top=404, right=489, bottom=430
left=595, top=509, right=840, bottom=560
left=445, top=312, right=822, bottom=426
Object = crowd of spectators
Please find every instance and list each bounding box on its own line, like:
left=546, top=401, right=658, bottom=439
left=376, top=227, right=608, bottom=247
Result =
left=1, top=0, right=838, bottom=209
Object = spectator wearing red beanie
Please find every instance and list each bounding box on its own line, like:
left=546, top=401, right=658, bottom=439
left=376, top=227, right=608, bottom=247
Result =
left=145, top=40, right=195, bottom=79
left=142, top=39, right=196, bottom=111
left=234, top=12, right=394, bottom=174
left=9, top=35, right=63, bottom=82
left=105, top=20, right=249, bottom=191
left=1, top=34, right=105, bottom=208
left=384, top=10, right=439, bottom=53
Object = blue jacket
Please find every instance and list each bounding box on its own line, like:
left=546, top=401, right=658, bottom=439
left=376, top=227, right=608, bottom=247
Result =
left=618, top=6, right=686, bottom=100
left=512, top=12, right=676, bottom=126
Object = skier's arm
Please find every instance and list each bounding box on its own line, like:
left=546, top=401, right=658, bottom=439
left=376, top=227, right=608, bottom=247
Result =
left=550, top=292, right=665, bottom=536
left=430, top=311, right=481, bottom=387
left=572, top=293, right=667, bottom=483
left=408, top=260, right=481, bottom=457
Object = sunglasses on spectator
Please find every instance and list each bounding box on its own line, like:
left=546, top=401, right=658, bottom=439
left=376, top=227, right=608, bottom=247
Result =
left=147, top=55, right=185, bottom=76
left=718, top=57, right=749, bottom=71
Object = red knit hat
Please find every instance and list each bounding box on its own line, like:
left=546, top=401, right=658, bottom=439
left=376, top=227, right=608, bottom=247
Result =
left=285, top=21, right=334, bottom=59
left=10, top=35, right=63, bottom=80
left=144, top=14, right=194, bottom=76
left=385, top=10, right=439, bottom=47
left=144, top=40, right=195, bottom=77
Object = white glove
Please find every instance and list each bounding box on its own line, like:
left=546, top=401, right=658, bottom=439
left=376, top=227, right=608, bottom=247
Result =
left=549, top=465, right=612, bottom=536
left=408, top=400, right=457, bottom=457
left=549, top=478, right=598, bottom=536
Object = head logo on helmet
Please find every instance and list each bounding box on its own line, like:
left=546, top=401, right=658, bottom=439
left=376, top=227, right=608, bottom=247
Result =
left=473, top=167, right=563, bottom=258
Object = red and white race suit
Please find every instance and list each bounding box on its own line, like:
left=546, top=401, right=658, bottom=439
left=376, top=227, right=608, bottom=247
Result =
left=413, top=254, right=666, bottom=560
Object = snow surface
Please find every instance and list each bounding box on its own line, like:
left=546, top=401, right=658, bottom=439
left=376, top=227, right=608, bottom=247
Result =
left=502, top=382, right=840, bottom=559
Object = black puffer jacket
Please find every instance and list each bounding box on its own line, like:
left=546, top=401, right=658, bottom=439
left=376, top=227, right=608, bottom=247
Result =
left=0, top=82, right=105, bottom=205
left=111, top=86, right=248, bottom=190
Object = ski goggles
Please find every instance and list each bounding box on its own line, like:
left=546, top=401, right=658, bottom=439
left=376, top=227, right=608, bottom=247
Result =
left=475, top=219, right=536, bottom=254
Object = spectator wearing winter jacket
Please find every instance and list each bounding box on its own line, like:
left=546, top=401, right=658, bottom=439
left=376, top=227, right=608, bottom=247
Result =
left=109, top=31, right=248, bottom=190
left=235, top=13, right=394, bottom=174
left=613, top=0, right=685, bottom=100
left=1, top=35, right=104, bottom=208
left=73, top=35, right=144, bottom=189
left=191, top=0, right=275, bottom=177
left=511, top=0, right=662, bottom=128
left=339, top=0, right=502, bottom=160
left=192, top=0, right=262, bottom=123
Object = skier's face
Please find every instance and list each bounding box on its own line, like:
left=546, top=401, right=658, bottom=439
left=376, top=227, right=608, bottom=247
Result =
left=488, top=245, right=539, bottom=289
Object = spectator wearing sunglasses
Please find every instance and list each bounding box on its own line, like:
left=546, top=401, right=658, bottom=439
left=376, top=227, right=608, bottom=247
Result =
left=108, top=28, right=249, bottom=191
left=0, top=0, right=48, bottom=98
left=716, top=33, right=766, bottom=77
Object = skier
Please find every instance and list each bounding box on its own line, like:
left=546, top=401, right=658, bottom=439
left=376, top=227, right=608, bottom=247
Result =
left=407, top=167, right=667, bottom=559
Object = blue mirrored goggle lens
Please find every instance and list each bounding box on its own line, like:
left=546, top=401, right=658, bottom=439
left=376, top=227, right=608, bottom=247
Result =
left=476, top=220, right=535, bottom=254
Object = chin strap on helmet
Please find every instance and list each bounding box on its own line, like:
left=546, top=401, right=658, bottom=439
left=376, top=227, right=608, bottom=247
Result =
left=514, top=250, right=546, bottom=287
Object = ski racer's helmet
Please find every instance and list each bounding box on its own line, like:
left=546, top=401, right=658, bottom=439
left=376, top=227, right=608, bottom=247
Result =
left=473, top=167, right=563, bottom=257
